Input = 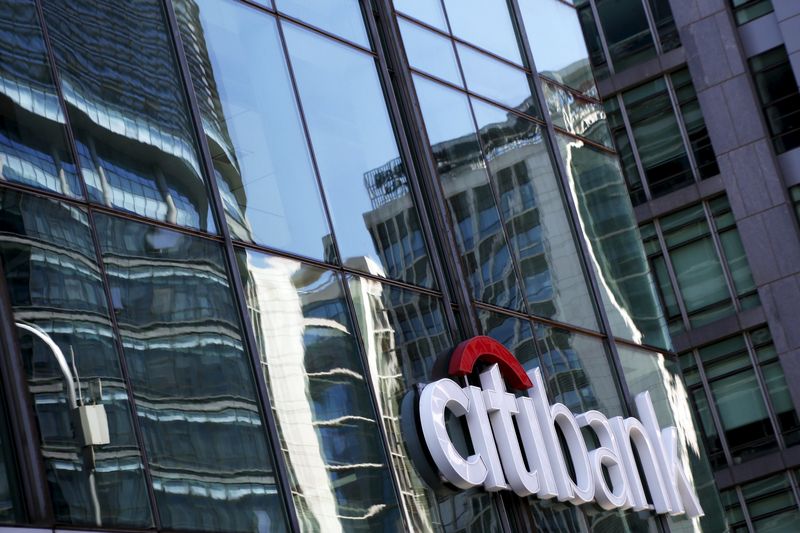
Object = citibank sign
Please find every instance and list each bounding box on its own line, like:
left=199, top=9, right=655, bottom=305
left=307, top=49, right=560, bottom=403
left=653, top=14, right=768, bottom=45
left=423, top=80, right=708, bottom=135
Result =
left=413, top=336, right=703, bottom=518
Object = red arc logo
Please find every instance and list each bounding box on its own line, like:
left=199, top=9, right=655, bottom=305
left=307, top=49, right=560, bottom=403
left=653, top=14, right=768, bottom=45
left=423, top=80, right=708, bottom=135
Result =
left=448, top=336, right=533, bottom=390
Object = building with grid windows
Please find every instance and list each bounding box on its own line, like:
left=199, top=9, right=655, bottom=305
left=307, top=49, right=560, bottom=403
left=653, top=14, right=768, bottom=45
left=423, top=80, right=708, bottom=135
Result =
left=0, top=0, right=797, bottom=532
left=575, top=0, right=800, bottom=531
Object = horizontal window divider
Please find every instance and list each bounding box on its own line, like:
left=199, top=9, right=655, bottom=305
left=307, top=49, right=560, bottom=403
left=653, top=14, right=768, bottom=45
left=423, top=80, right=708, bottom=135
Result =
left=231, top=240, right=444, bottom=298
left=471, top=300, right=606, bottom=340
left=234, top=0, right=377, bottom=57
left=394, top=11, right=529, bottom=73
left=0, top=180, right=224, bottom=243
left=539, top=74, right=603, bottom=104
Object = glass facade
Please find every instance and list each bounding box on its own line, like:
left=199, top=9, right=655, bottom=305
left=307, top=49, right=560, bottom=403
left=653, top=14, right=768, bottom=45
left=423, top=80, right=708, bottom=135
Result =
left=749, top=46, right=800, bottom=155
left=0, top=0, right=736, bottom=532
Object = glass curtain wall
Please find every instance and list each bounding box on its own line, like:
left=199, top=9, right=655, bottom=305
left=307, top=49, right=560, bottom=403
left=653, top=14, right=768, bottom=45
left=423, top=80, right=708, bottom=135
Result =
left=0, top=0, right=727, bottom=531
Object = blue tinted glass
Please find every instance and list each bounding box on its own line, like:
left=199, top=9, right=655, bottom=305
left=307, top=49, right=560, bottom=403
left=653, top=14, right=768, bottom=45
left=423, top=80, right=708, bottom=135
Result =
left=285, top=23, right=436, bottom=288
left=399, top=18, right=462, bottom=86
left=413, top=75, right=524, bottom=310
left=457, top=44, right=536, bottom=115
left=393, top=0, right=448, bottom=30
left=176, top=0, right=332, bottom=260
left=95, top=214, right=288, bottom=532
left=0, top=0, right=81, bottom=198
left=0, top=190, right=153, bottom=528
left=442, top=0, right=522, bottom=63
left=41, top=0, right=215, bottom=232
left=275, top=0, right=370, bottom=48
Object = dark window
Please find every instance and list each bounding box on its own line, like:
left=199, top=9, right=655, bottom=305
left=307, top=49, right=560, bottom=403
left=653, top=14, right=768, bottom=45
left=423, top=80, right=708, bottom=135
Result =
left=731, top=0, right=774, bottom=25
left=750, top=46, right=800, bottom=155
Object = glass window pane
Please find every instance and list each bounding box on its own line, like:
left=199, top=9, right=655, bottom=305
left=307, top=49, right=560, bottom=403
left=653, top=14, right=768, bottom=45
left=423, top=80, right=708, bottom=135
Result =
left=393, top=0, right=448, bottom=31
left=536, top=325, right=622, bottom=415
left=0, top=395, right=20, bottom=523
left=350, top=277, right=504, bottom=532
left=456, top=44, right=536, bottom=115
left=761, top=362, right=800, bottom=438
left=95, top=214, right=287, bottom=532
left=616, top=344, right=729, bottom=532
left=398, top=18, right=462, bottom=86
left=710, top=371, right=775, bottom=459
left=442, top=0, right=522, bottom=63
left=274, top=0, right=369, bottom=48
left=284, top=24, right=436, bottom=288
left=175, top=0, right=332, bottom=260
left=413, top=75, right=524, bottom=310
left=40, top=0, right=215, bottom=232
left=691, top=388, right=726, bottom=469
left=749, top=46, right=800, bottom=154
left=519, top=0, right=597, bottom=96
left=477, top=308, right=539, bottom=369
left=0, top=0, right=81, bottom=198
left=472, top=99, right=599, bottom=330
left=719, top=229, right=757, bottom=299
left=542, top=81, right=612, bottom=147
left=671, top=68, right=719, bottom=179
left=623, top=78, right=694, bottom=197
left=556, top=134, right=670, bottom=348
left=0, top=190, right=153, bottom=528
left=239, top=250, right=403, bottom=531
left=595, top=0, right=656, bottom=71
left=670, top=238, right=732, bottom=316
left=647, top=0, right=680, bottom=52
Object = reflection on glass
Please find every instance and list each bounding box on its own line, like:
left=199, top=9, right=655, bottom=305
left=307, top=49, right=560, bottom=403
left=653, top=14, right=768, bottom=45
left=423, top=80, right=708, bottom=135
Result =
left=456, top=44, right=536, bottom=116
left=542, top=82, right=611, bottom=148
left=414, top=75, right=524, bottom=311
left=441, top=0, right=521, bottom=64
left=238, top=249, right=403, bottom=532
left=350, top=277, right=503, bottom=532
left=275, top=0, right=369, bottom=48
left=595, top=0, right=656, bottom=72
left=556, top=134, right=670, bottom=348
left=95, top=214, right=286, bottom=532
left=519, top=0, right=597, bottom=97
left=40, top=0, right=215, bottom=231
left=393, top=0, right=448, bottom=31
left=477, top=308, right=538, bottom=370
left=622, top=78, right=693, bottom=197
left=284, top=23, right=435, bottom=288
left=616, top=344, right=729, bottom=532
left=175, top=0, right=331, bottom=260
left=535, top=325, right=622, bottom=416
left=0, top=0, right=81, bottom=198
left=0, top=190, right=152, bottom=528
left=398, top=18, right=462, bottom=86
left=472, top=99, right=598, bottom=329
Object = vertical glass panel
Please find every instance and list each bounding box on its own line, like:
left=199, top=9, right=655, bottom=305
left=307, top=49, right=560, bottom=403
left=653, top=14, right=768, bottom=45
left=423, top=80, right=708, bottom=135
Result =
left=40, top=0, right=215, bottom=232
left=535, top=324, right=622, bottom=415
left=0, top=190, right=152, bottom=528
left=472, top=99, right=599, bottom=330
left=0, top=0, right=81, bottom=198
left=669, top=238, right=733, bottom=326
left=690, top=388, right=726, bottom=469
left=576, top=3, right=609, bottom=82
left=95, top=214, right=286, bottom=532
left=175, top=0, right=331, bottom=260
left=594, top=0, right=656, bottom=72
left=647, top=0, right=680, bottom=52
left=732, top=0, right=775, bottom=25
left=604, top=98, right=646, bottom=205
left=238, top=250, right=403, bottom=532
left=414, top=75, right=524, bottom=311
left=749, top=46, right=800, bottom=155
left=616, top=344, right=729, bottom=532
left=519, top=0, right=597, bottom=97
left=541, top=81, right=612, bottom=148
left=710, top=371, right=775, bottom=459
left=477, top=308, right=538, bottom=369
left=671, top=69, right=719, bottom=179
left=349, top=277, right=504, bottom=532
left=398, top=18, right=462, bottom=86
left=393, top=0, right=448, bottom=31
left=456, top=44, right=536, bottom=115
left=623, top=78, right=694, bottom=197
left=556, top=134, right=670, bottom=348
left=441, top=0, right=522, bottom=64
left=275, top=0, right=370, bottom=48
left=761, top=362, right=800, bottom=442
left=284, top=24, right=436, bottom=289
